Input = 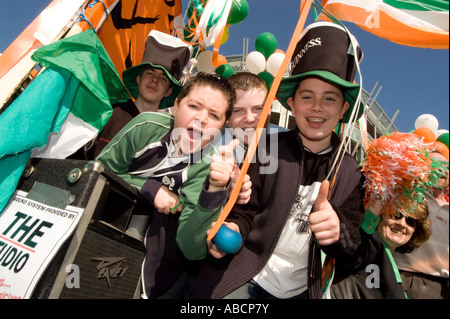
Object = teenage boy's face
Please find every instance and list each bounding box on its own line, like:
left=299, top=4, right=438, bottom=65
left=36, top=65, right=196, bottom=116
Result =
left=172, top=85, right=228, bottom=155
left=136, top=68, right=172, bottom=104
left=227, top=88, right=267, bottom=148
left=287, top=77, right=349, bottom=153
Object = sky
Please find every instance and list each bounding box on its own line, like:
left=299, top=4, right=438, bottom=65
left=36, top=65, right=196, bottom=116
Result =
left=0, top=0, right=448, bottom=134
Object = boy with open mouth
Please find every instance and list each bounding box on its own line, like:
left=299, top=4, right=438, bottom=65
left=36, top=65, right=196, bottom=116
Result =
left=96, top=72, right=244, bottom=299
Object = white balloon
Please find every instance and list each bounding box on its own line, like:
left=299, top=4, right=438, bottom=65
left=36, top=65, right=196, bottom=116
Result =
left=266, top=51, right=285, bottom=76
left=245, top=51, right=266, bottom=74
left=435, top=129, right=449, bottom=138
left=196, top=50, right=216, bottom=73
left=414, top=114, right=439, bottom=132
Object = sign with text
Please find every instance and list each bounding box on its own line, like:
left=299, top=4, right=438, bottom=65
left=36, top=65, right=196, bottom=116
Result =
left=0, top=190, right=83, bottom=299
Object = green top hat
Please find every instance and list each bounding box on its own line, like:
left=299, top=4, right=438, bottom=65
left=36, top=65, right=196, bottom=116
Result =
left=276, top=21, right=363, bottom=123
left=122, top=30, right=193, bottom=109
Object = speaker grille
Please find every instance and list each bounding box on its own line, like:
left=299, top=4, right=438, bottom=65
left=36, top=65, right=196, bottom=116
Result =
left=59, top=226, right=144, bottom=299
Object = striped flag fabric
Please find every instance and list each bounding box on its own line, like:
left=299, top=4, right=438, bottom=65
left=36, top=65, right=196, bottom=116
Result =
left=320, top=0, right=449, bottom=49
left=28, top=29, right=129, bottom=159
left=0, top=30, right=129, bottom=212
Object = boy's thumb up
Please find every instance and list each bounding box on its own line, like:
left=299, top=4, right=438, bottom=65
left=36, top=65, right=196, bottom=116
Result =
left=310, top=179, right=340, bottom=246
left=313, top=179, right=330, bottom=212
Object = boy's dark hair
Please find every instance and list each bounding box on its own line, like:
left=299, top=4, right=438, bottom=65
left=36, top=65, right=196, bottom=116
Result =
left=177, top=72, right=236, bottom=121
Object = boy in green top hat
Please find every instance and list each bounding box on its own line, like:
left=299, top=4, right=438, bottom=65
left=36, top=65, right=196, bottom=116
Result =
left=176, top=21, right=367, bottom=299
left=122, top=30, right=192, bottom=110
left=276, top=22, right=363, bottom=124
left=70, top=30, right=192, bottom=160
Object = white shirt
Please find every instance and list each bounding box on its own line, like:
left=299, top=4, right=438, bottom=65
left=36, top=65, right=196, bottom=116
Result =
left=253, top=181, right=322, bottom=298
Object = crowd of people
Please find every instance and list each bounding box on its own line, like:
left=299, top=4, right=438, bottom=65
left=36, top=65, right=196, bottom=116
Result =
left=72, top=23, right=449, bottom=299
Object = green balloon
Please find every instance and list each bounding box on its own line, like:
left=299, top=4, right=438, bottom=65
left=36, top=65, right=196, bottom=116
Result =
left=437, top=132, right=449, bottom=148
left=255, top=32, right=277, bottom=60
left=258, top=71, right=274, bottom=91
left=227, top=0, right=249, bottom=25
left=187, top=0, right=204, bottom=19
left=215, top=64, right=235, bottom=79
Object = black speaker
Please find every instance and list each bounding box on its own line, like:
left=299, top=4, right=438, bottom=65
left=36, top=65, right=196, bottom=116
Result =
left=58, top=223, right=144, bottom=299
left=15, top=158, right=147, bottom=299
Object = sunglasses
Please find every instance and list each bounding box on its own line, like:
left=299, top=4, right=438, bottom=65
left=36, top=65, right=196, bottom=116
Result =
left=394, top=213, right=419, bottom=228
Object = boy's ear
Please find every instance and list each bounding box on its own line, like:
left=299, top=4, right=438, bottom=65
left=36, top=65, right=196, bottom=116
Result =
left=164, top=87, right=173, bottom=98
left=173, top=98, right=179, bottom=112
left=287, top=97, right=295, bottom=115
left=340, top=101, right=351, bottom=119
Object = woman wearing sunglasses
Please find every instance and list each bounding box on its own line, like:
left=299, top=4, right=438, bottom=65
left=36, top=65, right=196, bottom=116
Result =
left=329, top=199, right=431, bottom=299
left=377, top=207, right=430, bottom=255
left=329, top=132, right=445, bottom=299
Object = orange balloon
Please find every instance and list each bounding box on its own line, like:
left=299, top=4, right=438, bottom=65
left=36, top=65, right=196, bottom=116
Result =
left=414, top=127, right=436, bottom=143
left=216, top=54, right=227, bottom=66
left=432, top=141, right=449, bottom=160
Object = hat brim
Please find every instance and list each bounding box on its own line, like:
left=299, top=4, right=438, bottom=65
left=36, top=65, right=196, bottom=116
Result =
left=276, top=70, right=363, bottom=123
left=122, top=62, right=182, bottom=109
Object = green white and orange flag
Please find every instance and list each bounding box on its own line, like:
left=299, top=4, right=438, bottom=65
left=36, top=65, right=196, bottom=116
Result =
left=319, top=0, right=449, bottom=49
left=0, top=30, right=129, bottom=212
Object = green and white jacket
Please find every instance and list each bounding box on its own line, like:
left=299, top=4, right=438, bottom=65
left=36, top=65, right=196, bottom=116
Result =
left=96, top=111, right=230, bottom=260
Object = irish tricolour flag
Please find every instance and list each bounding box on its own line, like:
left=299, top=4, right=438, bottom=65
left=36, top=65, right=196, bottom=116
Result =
left=320, top=0, right=449, bottom=49
left=0, top=30, right=129, bottom=212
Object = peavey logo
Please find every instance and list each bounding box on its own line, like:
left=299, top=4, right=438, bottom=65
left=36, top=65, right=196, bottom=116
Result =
left=290, top=37, right=321, bottom=71
left=91, top=257, right=128, bottom=289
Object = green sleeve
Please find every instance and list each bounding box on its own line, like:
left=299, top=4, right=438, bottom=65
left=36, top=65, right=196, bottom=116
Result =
left=176, top=149, right=229, bottom=261
left=95, top=112, right=173, bottom=189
